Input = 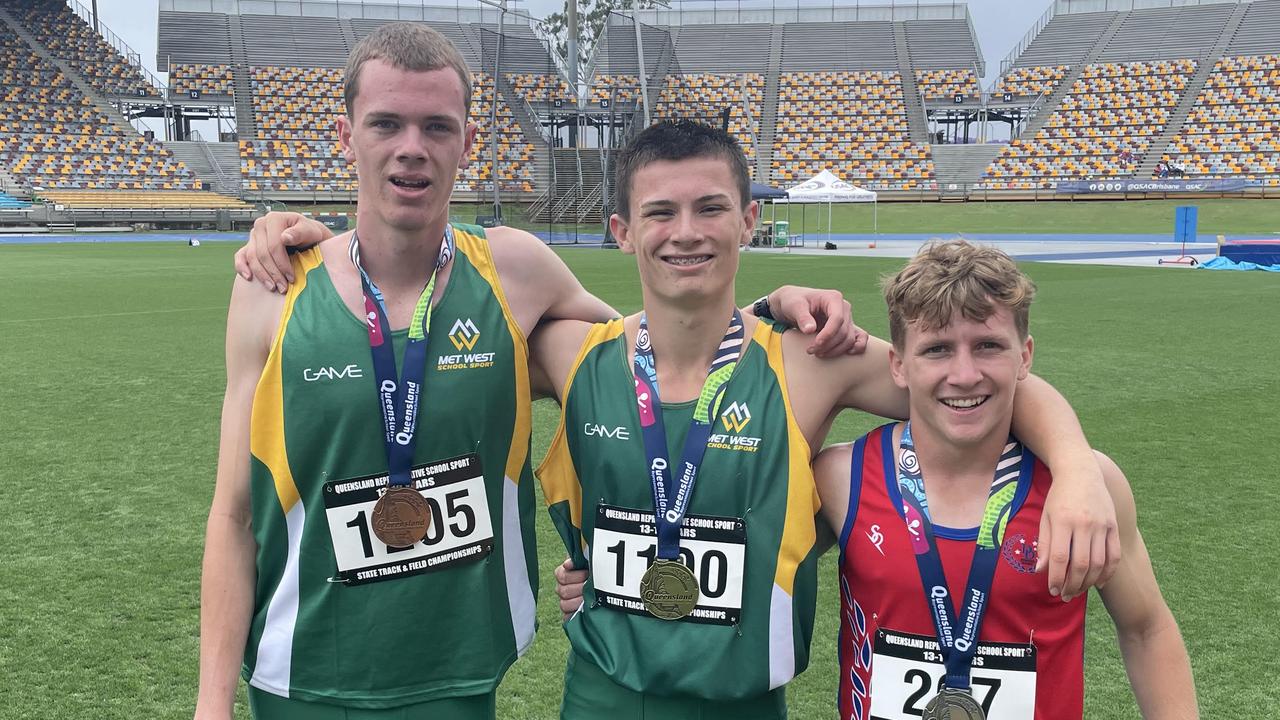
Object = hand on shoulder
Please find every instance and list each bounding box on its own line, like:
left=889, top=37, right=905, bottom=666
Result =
left=234, top=211, right=335, bottom=293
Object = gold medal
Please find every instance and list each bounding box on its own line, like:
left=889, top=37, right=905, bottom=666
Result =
left=371, top=486, right=431, bottom=548
left=922, top=688, right=986, bottom=720
left=640, top=560, right=699, bottom=620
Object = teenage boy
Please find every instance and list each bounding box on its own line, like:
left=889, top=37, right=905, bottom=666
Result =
left=817, top=240, right=1196, bottom=719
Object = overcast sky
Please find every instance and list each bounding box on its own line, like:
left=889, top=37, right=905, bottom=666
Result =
left=91, top=0, right=1051, bottom=87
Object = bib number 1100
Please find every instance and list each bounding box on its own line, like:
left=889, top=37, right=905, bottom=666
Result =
left=606, top=540, right=730, bottom=599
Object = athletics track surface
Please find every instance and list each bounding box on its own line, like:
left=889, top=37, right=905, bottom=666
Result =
left=0, top=231, right=1261, bottom=267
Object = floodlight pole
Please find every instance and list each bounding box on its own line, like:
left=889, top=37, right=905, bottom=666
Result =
left=490, top=0, right=507, bottom=223
left=568, top=0, right=579, bottom=147
left=568, top=0, right=578, bottom=90
left=633, top=14, right=651, bottom=127
left=471, top=0, right=515, bottom=222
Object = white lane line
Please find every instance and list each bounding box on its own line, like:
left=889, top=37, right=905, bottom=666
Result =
left=0, top=306, right=226, bottom=324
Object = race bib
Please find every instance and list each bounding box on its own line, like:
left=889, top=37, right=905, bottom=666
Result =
left=322, top=453, right=493, bottom=585
left=869, top=629, right=1036, bottom=720
left=590, top=503, right=746, bottom=625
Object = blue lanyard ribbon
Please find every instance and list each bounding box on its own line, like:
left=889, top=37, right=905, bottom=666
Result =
left=633, top=310, right=744, bottom=560
left=349, top=228, right=454, bottom=489
left=894, top=422, right=1030, bottom=691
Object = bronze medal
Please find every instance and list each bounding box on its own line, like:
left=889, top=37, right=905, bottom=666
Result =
left=640, top=559, right=699, bottom=620
left=371, top=486, right=431, bottom=548
left=922, top=688, right=986, bottom=720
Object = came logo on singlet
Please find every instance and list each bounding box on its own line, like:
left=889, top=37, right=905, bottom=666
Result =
left=438, top=318, right=496, bottom=371
left=707, top=401, right=763, bottom=453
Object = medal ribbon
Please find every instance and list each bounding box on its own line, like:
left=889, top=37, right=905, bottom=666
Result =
left=633, top=310, right=744, bottom=560
left=349, top=228, right=454, bottom=490
left=894, top=421, right=1030, bottom=692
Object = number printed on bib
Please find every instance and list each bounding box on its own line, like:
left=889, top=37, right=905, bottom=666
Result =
left=590, top=503, right=746, bottom=625
left=322, top=453, right=493, bottom=585
left=868, top=629, right=1036, bottom=720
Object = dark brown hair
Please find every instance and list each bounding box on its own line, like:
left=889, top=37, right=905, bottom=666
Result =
left=614, top=120, right=750, bottom=219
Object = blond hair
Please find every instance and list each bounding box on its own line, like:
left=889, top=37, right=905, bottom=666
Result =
left=881, top=240, right=1037, bottom=347
left=344, top=22, right=472, bottom=117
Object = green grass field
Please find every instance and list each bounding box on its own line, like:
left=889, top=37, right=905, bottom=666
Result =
left=1, top=239, right=1277, bottom=718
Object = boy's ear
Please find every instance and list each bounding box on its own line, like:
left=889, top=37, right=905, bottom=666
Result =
left=610, top=214, right=635, bottom=255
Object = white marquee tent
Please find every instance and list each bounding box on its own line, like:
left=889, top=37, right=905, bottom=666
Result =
left=778, top=169, right=878, bottom=241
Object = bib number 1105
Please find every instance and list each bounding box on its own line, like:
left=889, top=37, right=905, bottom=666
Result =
left=322, top=454, right=494, bottom=585
left=345, top=488, right=477, bottom=557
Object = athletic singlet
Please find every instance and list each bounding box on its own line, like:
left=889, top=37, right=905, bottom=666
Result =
left=837, top=423, right=1086, bottom=720
left=538, top=318, right=821, bottom=700
left=243, top=224, right=538, bottom=707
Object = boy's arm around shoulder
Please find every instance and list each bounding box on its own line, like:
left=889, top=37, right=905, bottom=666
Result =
left=194, top=277, right=283, bottom=719
left=781, top=331, right=910, bottom=453
left=486, top=227, right=617, bottom=339
left=528, top=317, right=595, bottom=402
left=1013, top=375, right=1120, bottom=601
left=1094, top=451, right=1199, bottom=720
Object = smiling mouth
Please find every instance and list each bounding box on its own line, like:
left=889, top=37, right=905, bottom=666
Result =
left=940, top=396, right=988, bottom=409
left=390, top=177, right=430, bottom=189
left=663, top=255, right=711, bottom=266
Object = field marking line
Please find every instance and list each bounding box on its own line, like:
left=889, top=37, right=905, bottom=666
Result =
left=0, top=306, right=226, bottom=324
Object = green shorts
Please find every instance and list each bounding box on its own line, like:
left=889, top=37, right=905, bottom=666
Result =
left=560, top=651, right=786, bottom=720
left=248, top=687, right=496, bottom=720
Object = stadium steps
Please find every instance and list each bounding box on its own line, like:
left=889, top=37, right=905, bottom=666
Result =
left=489, top=72, right=551, bottom=194
left=1019, top=10, right=1131, bottom=139
left=755, top=24, right=785, bottom=184
left=534, top=148, right=604, bottom=222
left=456, top=25, right=487, bottom=72
left=571, top=148, right=605, bottom=223
left=0, top=5, right=133, bottom=136
left=0, top=169, right=27, bottom=197
left=1135, top=2, right=1251, bottom=180
left=227, top=15, right=257, bottom=138
left=893, top=23, right=930, bottom=145
left=931, top=144, right=1002, bottom=192
left=338, top=20, right=358, bottom=52
left=164, top=141, right=243, bottom=196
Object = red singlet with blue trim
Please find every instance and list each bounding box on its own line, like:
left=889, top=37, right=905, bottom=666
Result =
left=836, top=424, right=1086, bottom=720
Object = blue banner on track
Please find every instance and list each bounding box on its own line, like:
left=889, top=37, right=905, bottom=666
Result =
left=1055, top=178, right=1260, bottom=194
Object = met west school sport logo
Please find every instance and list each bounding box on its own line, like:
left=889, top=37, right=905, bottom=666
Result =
left=438, top=318, right=495, bottom=370
left=709, top=402, right=761, bottom=452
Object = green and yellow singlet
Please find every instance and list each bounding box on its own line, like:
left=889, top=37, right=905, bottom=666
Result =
left=244, top=224, right=538, bottom=707
left=538, top=318, right=821, bottom=700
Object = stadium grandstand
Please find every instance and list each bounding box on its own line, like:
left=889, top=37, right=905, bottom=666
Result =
left=2, top=0, right=1280, bottom=233
left=981, top=0, right=1280, bottom=192
left=0, top=0, right=254, bottom=229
